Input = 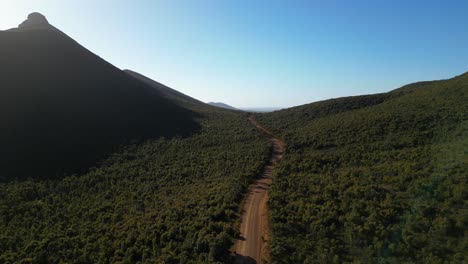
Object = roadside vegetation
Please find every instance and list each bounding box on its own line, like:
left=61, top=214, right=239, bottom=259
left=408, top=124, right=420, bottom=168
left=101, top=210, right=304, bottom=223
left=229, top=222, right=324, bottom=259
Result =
left=0, top=110, right=270, bottom=263
left=258, top=72, right=468, bottom=263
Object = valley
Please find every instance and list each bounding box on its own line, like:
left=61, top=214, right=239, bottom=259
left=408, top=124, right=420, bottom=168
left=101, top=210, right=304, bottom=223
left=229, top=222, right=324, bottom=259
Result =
left=0, top=10, right=467, bottom=264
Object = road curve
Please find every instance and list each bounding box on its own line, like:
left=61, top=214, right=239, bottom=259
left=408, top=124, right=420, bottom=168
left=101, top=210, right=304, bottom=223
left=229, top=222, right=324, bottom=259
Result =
left=233, top=115, right=284, bottom=264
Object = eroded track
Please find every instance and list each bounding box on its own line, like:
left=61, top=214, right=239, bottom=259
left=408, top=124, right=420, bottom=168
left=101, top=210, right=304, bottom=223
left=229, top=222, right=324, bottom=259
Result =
left=233, top=116, right=284, bottom=264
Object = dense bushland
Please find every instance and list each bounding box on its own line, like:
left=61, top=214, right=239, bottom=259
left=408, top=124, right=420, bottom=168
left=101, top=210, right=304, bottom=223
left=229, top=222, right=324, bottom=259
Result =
left=0, top=19, right=272, bottom=263
left=258, top=72, right=468, bottom=263
left=0, top=111, right=270, bottom=263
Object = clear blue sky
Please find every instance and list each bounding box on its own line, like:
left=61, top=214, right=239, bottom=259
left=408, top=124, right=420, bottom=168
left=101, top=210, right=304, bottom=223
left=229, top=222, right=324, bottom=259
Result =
left=1, top=0, right=467, bottom=108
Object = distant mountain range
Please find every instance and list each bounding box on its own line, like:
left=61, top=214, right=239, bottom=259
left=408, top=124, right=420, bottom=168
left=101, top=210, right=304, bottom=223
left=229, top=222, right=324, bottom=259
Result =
left=242, top=107, right=283, bottom=112
left=208, top=102, right=239, bottom=111
left=208, top=102, right=281, bottom=113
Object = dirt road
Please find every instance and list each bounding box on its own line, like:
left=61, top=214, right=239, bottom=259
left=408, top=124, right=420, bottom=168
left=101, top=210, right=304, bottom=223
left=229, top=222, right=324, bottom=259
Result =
left=233, top=116, right=284, bottom=264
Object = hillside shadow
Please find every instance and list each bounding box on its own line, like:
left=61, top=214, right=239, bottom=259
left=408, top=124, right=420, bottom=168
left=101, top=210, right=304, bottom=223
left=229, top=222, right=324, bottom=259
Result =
left=0, top=92, right=202, bottom=182
left=0, top=30, right=202, bottom=181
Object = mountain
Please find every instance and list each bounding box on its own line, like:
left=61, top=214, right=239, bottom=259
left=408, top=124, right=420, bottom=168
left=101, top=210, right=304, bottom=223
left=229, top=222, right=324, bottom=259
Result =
left=0, top=14, right=268, bottom=262
left=124, top=70, right=205, bottom=108
left=0, top=13, right=200, bottom=180
left=1, top=11, right=466, bottom=264
left=208, top=102, right=240, bottom=111
left=257, top=72, right=468, bottom=263
left=8, top=12, right=59, bottom=32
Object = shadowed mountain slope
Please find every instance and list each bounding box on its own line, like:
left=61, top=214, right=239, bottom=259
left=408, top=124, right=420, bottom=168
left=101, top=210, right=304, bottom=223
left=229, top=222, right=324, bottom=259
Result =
left=124, top=70, right=205, bottom=108
left=0, top=13, right=201, bottom=181
left=0, top=14, right=270, bottom=264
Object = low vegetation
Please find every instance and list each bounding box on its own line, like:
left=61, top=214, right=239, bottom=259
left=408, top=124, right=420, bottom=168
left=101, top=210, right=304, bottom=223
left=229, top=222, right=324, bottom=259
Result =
left=0, top=111, right=270, bottom=263
left=258, top=73, right=468, bottom=263
left=2, top=10, right=467, bottom=264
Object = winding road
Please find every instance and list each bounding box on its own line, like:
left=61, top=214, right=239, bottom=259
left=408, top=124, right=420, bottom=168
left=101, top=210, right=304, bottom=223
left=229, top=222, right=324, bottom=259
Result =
left=233, top=116, right=284, bottom=264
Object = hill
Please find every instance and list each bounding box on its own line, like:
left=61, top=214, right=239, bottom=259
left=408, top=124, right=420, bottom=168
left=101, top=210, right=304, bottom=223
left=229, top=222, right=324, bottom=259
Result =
left=208, top=102, right=240, bottom=111
left=0, top=13, right=270, bottom=263
left=257, top=72, right=468, bottom=263
left=124, top=70, right=205, bottom=109
left=0, top=110, right=270, bottom=263
left=0, top=13, right=201, bottom=180
left=1, top=12, right=466, bottom=264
